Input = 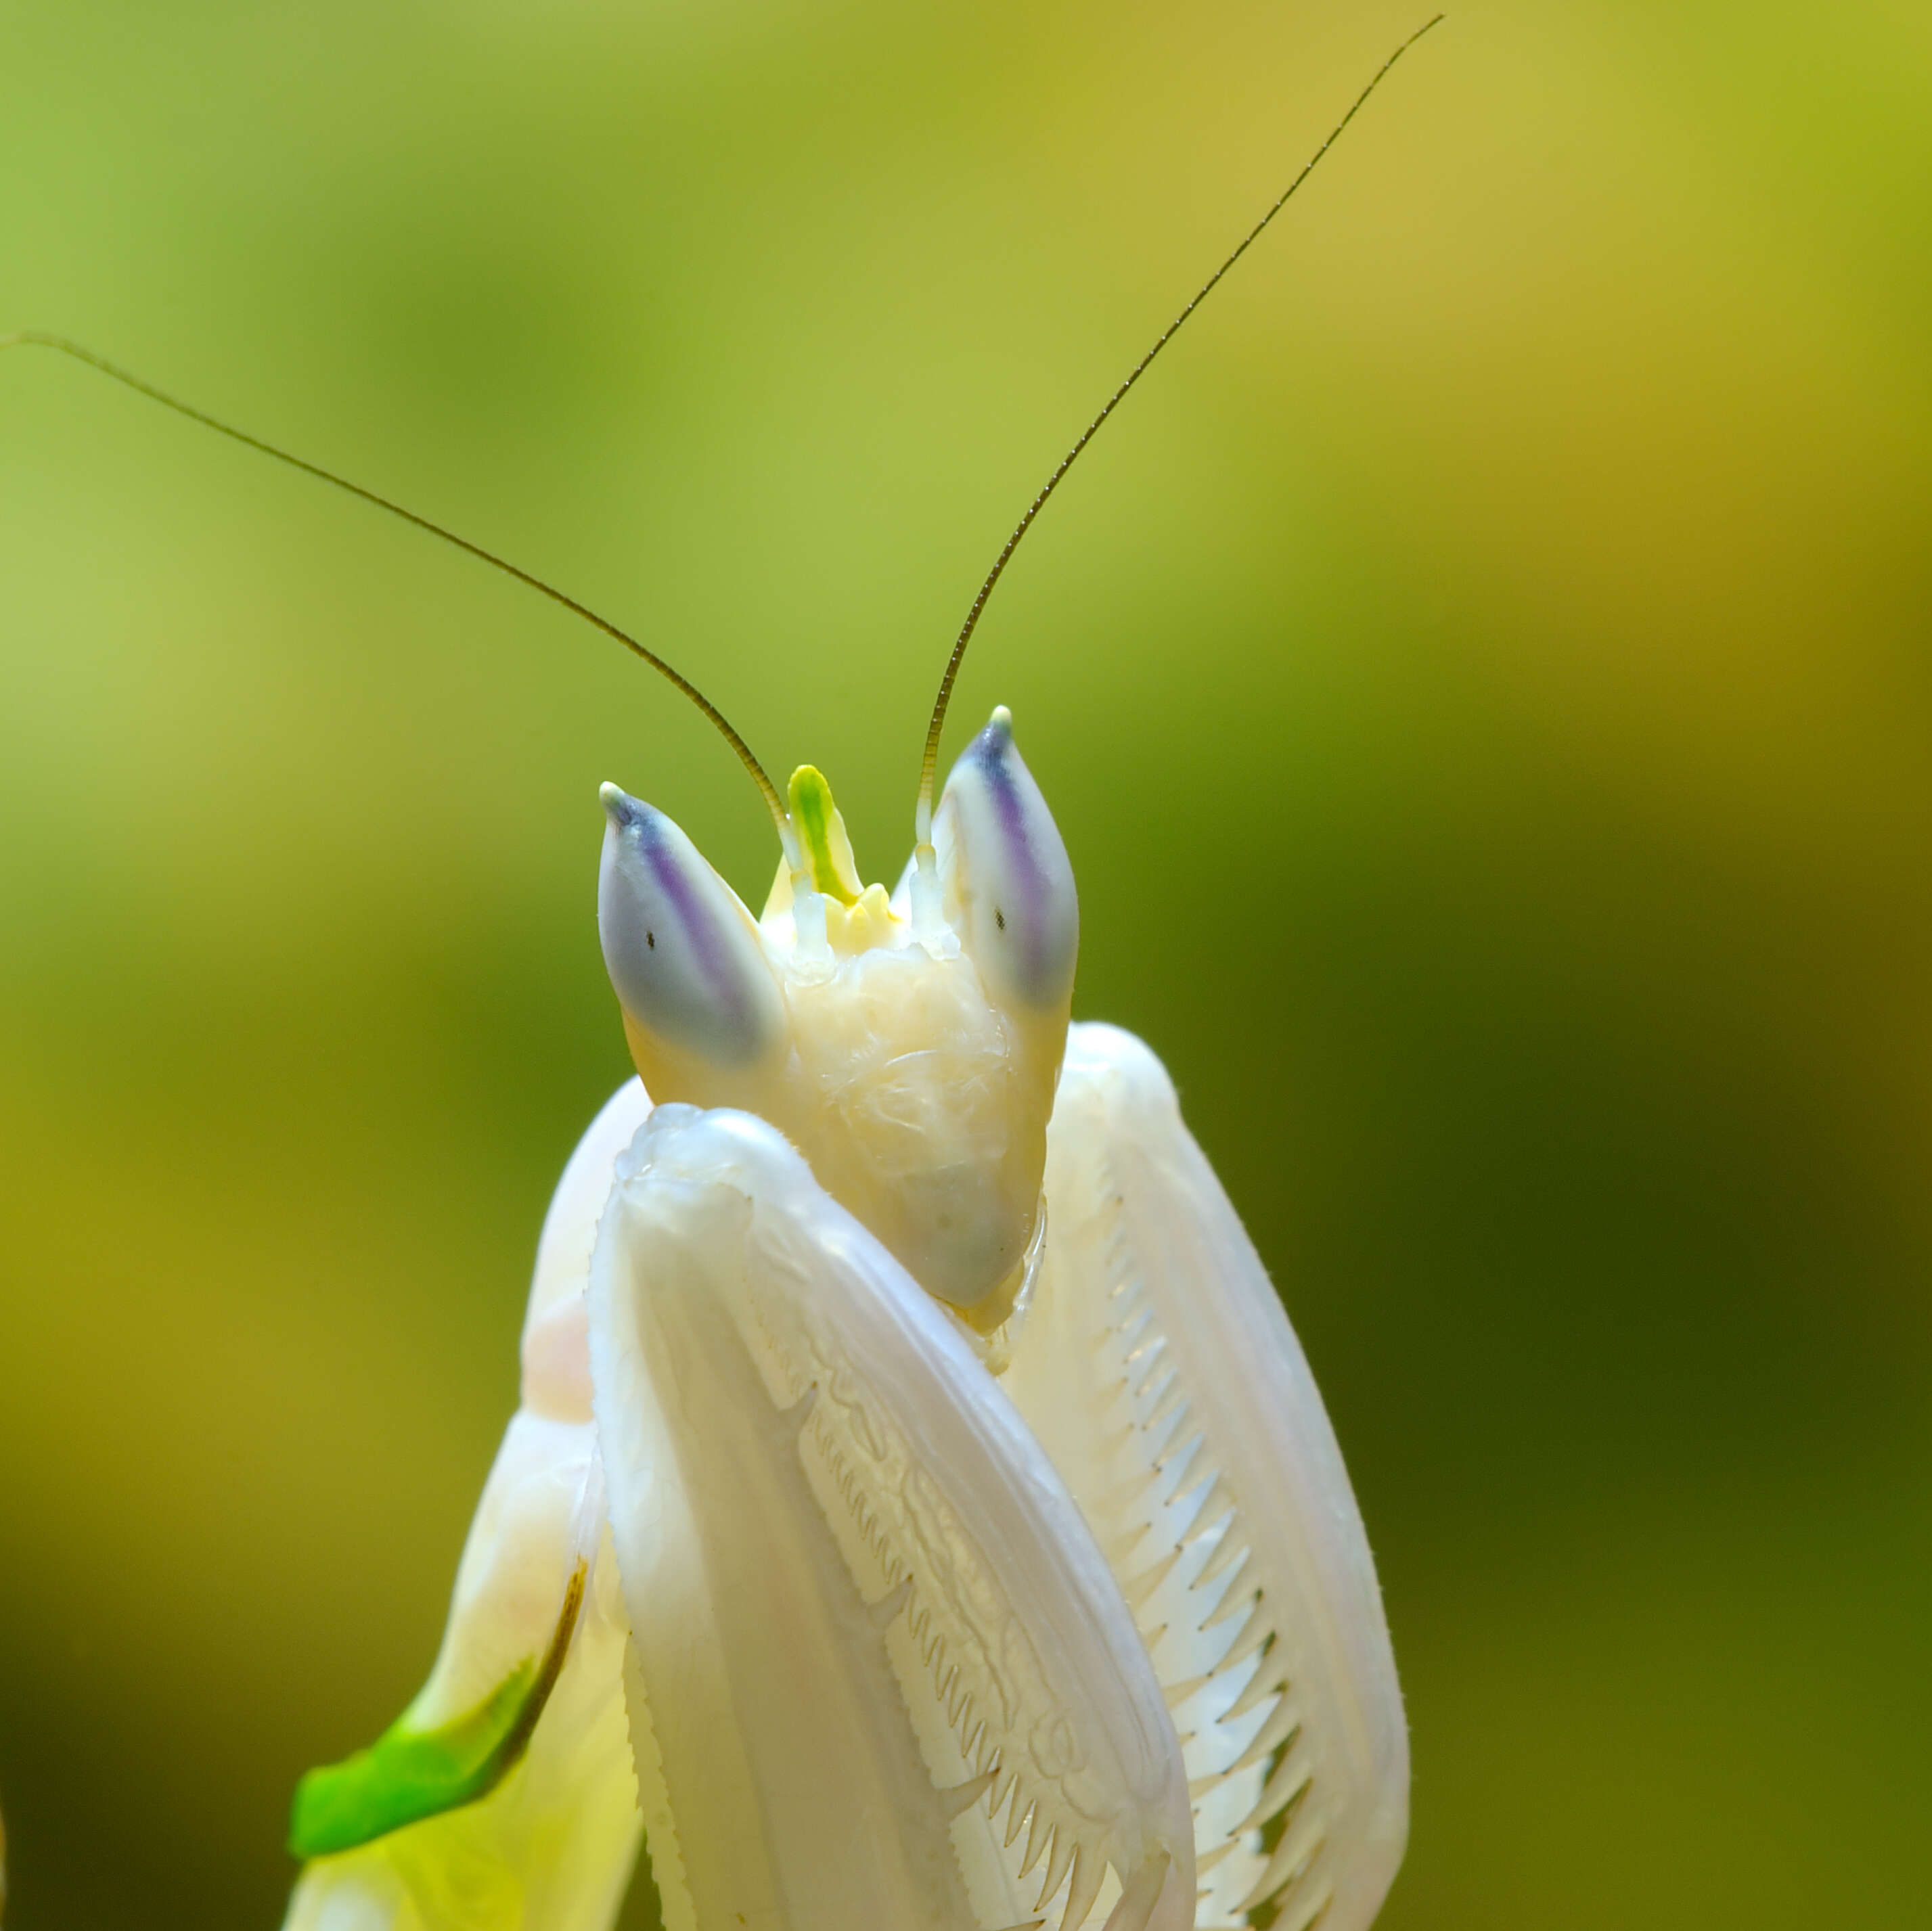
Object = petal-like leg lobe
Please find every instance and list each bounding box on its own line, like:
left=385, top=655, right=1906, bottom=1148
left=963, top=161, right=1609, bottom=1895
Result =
left=282, top=1082, right=654, bottom=1931
left=281, top=1419, right=639, bottom=1931
left=1002, top=1024, right=1408, bottom=1931
left=588, top=1104, right=1195, bottom=1931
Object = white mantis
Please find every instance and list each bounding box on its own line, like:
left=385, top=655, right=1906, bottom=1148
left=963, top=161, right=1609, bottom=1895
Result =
left=6, top=22, right=1439, bottom=1930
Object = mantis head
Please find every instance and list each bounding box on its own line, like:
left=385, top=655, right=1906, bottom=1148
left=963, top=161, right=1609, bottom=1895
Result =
left=598, top=704, right=1077, bottom=1327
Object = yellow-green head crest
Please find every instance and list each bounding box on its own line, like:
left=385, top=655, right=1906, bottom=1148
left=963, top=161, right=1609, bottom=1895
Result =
left=787, top=765, right=863, bottom=905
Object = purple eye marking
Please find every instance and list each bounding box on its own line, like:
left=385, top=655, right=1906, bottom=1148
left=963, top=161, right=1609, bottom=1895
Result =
left=970, top=718, right=1054, bottom=990
left=628, top=802, right=754, bottom=1028
left=945, top=713, right=1077, bottom=1010
left=598, top=787, right=779, bottom=1064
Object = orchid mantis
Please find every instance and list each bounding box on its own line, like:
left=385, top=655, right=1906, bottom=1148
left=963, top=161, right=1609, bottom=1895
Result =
left=7, top=24, right=1440, bottom=1930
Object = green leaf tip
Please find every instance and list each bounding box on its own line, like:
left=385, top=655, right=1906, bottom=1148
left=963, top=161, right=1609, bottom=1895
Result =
left=288, top=1558, right=587, bottom=1860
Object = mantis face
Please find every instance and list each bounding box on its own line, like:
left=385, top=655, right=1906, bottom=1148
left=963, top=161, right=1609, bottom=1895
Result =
left=598, top=706, right=1077, bottom=1327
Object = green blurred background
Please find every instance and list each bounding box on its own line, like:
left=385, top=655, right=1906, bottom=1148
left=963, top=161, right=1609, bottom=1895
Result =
left=2, top=1, right=1927, bottom=1926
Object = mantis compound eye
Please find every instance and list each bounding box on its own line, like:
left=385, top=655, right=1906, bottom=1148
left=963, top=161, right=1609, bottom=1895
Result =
left=598, top=784, right=788, bottom=1072
left=933, top=706, right=1079, bottom=1018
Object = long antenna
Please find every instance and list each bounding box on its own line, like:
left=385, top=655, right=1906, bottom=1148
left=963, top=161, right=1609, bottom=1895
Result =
left=914, top=14, right=1445, bottom=841
left=0, top=331, right=794, bottom=847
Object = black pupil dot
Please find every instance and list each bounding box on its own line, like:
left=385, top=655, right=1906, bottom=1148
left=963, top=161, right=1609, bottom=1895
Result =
left=995, top=908, right=1006, bottom=930
left=646, top=932, right=655, bottom=949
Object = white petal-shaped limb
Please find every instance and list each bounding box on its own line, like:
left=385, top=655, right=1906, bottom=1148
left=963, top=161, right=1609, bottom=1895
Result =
left=282, top=1081, right=654, bottom=1931
left=587, top=1102, right=1196, bottom=1931
left=1001, top=1024, right=1408, bottom=1931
